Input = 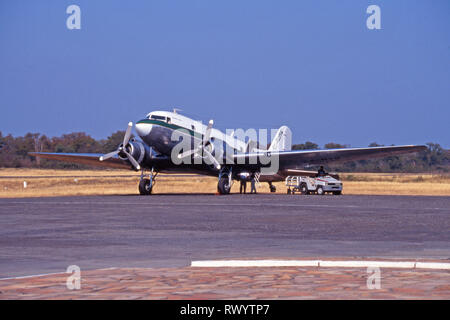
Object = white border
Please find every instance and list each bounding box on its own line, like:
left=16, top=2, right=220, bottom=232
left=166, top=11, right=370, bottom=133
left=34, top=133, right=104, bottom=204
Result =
left=191, top=260, right=450, bottom=270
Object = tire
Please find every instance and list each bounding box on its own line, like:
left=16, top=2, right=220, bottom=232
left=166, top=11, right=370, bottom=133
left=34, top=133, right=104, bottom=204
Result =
left=270, top=185, right=276, bottom=193
left=316, top=186, right=324, bottom=195
left=287, top=189, right=291, bottom=194
left=217, top=176, right=231, bottom=194
left=300, top=183, right=309, bottom=195
left=139, top=179, right=153, bottom=195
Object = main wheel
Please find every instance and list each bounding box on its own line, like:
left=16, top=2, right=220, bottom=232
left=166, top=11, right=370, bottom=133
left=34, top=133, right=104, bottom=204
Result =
left=139, top=178, right=153, bottom=195
left=217, top=176, right=231, bottom=194
left=270, top=185, right=276, bottom=193
left=300, top=183, right=309, bottom=195
left=316, top=186, right=325, bottom=195
left=333, top=191, right=342, bottom=195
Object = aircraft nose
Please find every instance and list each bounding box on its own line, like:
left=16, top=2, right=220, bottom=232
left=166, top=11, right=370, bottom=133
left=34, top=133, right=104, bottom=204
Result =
left=135, top=120, right=152, bottom=137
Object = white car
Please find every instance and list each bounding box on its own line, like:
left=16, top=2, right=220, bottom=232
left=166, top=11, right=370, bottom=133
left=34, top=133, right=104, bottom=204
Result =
left=285, top=175, right=343, bottom=195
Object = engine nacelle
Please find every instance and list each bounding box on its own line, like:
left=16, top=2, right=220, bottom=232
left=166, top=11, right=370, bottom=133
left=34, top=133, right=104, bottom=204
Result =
left=119, top=140, right=150, bottom=167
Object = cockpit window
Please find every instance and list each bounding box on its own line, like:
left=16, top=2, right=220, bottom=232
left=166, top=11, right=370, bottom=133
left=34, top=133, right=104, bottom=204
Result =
left=150, top=115, right=166, bottom=121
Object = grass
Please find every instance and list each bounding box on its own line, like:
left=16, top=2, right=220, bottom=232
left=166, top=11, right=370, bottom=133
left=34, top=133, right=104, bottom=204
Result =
left=0, top=168, right=449, bottom=198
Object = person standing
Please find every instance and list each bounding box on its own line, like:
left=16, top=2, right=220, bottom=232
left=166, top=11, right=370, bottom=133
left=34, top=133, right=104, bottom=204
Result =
left=317, top=166, right=326, bottom=177
left=240, top=180, right=247, bottom=194
left=250, top=174, right=257, bottom=194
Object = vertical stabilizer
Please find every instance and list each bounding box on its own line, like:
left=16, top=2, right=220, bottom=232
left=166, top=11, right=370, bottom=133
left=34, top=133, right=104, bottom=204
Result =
left=268, top=126, right=292, bottom=151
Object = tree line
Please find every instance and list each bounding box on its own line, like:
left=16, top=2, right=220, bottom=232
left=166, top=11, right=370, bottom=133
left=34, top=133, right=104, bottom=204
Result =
left=0, top=131, right=448, bottom=172
left=0, top=131, right=129, bottom=169
left=292, top=141, right=449, bottom=173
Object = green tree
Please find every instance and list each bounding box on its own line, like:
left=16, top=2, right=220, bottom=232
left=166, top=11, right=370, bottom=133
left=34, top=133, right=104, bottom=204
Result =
left=324, top=142, right=349, bottom=149
left=292, top=141, right=319, bottom=150
left=51, top=132, right=102, bottom=153
left=100, top=130, right=132, bottom=153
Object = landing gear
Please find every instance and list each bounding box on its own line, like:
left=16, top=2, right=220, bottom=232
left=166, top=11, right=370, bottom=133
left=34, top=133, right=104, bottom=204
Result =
left=217, top=167, right=232, bottom=194
left=139, top=179, right=153, bottom=195
left=139, top=168, right=157, bottom=195
left=218, top=176, right=231, bottom=194
left=268, top=182, right=276, bottom=193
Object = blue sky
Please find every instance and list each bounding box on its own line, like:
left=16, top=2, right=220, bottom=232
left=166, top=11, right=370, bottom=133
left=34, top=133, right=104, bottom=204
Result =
left=1, top=0, right=449, bottom=147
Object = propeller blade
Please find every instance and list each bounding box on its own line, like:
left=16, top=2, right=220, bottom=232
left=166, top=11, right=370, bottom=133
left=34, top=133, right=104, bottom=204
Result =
left=124, top=151, right=141, bottom=170
left=203, top=119, right=214, bottom=146
left=177, top=149, right=197, bottom=159
left=123, top=122, right=133, bottom=146
left=203, top=149, right=221, bottom=170
left=99, top=150, right=119, bottom=161
left=100, top=121, right=135, bottom=165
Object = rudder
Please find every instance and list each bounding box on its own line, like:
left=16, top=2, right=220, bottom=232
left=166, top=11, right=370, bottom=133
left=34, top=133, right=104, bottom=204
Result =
left=268, top=126, right=292, bottom=151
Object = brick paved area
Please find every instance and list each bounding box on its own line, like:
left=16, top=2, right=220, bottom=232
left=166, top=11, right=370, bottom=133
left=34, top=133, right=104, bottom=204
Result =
left=1, top=264, right=449, bottom=299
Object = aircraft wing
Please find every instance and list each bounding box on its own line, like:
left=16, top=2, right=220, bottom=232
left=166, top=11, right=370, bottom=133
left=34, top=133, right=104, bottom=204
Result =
left=29, top=152, right=131, bottom=169
left=279, top=168, right=341, bottom=179
left=234, top=145, right=427, bottom=170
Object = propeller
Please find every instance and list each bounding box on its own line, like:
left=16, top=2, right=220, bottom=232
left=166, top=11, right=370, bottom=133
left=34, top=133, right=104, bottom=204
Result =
left=99, top=122, right=141, bottom=170
left=177, top=119, right=221, bottom=170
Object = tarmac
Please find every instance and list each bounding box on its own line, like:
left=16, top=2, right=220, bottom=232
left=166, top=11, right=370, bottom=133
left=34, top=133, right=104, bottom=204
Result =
left=1, top=194, right=449, bottom=279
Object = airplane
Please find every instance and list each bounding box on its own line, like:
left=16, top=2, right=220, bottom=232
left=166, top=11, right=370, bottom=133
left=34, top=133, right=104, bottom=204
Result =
left=30, top=110, right=426, bottom=195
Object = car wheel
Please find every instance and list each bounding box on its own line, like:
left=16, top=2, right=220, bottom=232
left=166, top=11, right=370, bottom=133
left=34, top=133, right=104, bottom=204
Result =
left=300, top=183, right=308, bottom=195
left=316, top=186, right=324, bottom=195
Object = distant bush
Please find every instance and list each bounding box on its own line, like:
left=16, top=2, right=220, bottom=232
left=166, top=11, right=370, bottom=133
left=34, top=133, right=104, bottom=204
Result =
left=0, top=130, right=131, bottom=169
left=292, top=141, right=319, bottom=150
left=0, top=132, right=448, bottom=173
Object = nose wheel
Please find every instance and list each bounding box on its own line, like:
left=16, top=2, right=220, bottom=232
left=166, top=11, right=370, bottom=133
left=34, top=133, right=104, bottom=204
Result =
left=139, top=168, right=157, bottom=195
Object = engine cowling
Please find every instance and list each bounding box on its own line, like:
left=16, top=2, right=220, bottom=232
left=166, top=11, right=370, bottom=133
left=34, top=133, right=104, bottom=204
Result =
left=119, top=140, right=149, bottom=167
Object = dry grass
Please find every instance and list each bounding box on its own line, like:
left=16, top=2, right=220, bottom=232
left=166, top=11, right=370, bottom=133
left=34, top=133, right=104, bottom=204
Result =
left=0, top=168, right=135, bottom=177
left=0, top=168, right=449, bottom=198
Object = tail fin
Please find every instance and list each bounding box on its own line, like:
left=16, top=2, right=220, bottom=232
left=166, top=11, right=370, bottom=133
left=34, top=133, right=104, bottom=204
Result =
left=268, top=126, right=292, bottom=151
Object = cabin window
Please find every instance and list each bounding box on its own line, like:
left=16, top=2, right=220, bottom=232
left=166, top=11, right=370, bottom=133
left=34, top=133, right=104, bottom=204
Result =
left=167, top=117, right=171, bottom=124
left=191, top=125, right=195, bottom=130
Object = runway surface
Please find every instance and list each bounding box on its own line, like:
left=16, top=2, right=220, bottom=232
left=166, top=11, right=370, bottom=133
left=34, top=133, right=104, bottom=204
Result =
left=0, top=194, right=449, bottom=278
